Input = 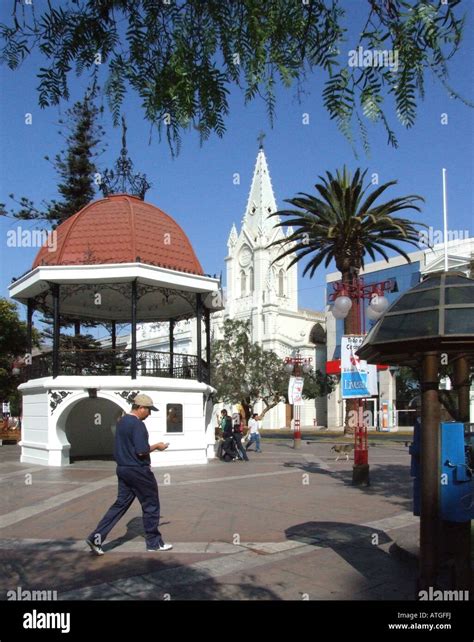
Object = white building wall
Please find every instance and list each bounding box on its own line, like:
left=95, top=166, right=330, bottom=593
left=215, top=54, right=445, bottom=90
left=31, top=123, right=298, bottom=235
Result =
left=18, top=376, right=215, bottom=467
left=130, top=148, right=328, bottom=430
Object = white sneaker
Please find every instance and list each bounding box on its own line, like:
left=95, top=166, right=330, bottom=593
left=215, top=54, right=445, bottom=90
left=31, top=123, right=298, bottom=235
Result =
left=86, top=538, right=104, bottom=556
left=147, top=543, right=173, bottom=551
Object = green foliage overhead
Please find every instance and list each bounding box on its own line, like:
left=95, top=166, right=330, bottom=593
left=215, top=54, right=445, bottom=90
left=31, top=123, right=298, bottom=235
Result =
left=0, top=0, right=469, bottom=154
left=211, top=318, right=335, bottom=422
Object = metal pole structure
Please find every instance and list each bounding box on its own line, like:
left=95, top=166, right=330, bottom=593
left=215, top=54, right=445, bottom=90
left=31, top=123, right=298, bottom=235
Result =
left=352, top=278, right=369, bottom=485
left=442, top=168, right=449, bottom=273
left=284, top=353, right=311, bottom=449
left=196, top=294, right=202, bottom=382
left=448, top=355, right=472, bottom=591
left=111, top=321, right=116, bottom=375
left=26, top=299, right=33, bottom=379
left=169, top=319, right=175, bottom=378
left=419, top=351, right=441, bottom=591
left=52, top=284, right=60, bottom=379
left=294, top=402, right=301, bottom=448
left=204, top=307, right=211, bottom=385
left=131, top=280, right=137, bottom=380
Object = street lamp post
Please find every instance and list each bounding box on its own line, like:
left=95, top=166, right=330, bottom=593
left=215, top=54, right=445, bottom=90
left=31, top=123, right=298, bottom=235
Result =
left=329, top=276, right=395, bottom=484
left=284, top=350, right=313, bottom=449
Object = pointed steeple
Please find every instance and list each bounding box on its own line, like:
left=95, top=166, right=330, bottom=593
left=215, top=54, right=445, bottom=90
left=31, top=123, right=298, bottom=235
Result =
left=227, top=223, right=238, bottom=249
left=242, top=146, right=279, bottom=237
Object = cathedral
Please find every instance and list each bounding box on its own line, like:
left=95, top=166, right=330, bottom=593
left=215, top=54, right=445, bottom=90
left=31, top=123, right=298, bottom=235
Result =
left=132, top=145, right=327, bottom=429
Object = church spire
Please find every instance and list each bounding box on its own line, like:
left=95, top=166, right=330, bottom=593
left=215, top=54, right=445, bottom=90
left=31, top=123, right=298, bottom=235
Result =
left=242, top=146, right=279, bottom=237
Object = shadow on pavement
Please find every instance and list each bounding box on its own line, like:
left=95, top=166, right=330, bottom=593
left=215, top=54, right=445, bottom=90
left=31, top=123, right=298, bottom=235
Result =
left=282, top=460, right=413, bottom=512
left=285, top=520, right=417, bottom=599
left=0, top=542, right=282, bottom=600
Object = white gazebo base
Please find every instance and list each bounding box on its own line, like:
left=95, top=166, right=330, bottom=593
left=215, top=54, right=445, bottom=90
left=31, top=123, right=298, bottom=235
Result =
left=18, top=376, right=216, bottom=467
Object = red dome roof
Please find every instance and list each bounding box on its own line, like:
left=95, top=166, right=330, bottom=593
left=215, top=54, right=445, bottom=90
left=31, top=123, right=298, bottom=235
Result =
left=32, top=194, right=204, bottom=275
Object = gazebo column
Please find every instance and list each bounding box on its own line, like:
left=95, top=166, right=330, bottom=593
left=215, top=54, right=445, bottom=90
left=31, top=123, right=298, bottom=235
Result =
left=196, top=294, right=202, bottom=382
left=204, top=307, right=211, bottom=384
left=169, top=319, right=175, bottom=377
left=419, top=351, right=441, bottom=591
left=26, top=299, right=34, bottom=378
left=131, top=280, right=137, bottom=379
left=111, top=321, right=116, bottom=375
left=52, top=284, right=60, bottom=378
left=447, top=355, right=472, bottom=591
left=26, top=299, right=34, bottom=353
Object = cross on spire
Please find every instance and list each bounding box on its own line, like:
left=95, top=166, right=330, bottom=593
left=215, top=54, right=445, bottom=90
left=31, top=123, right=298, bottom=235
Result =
left=257, top=131, right=266, bottom=149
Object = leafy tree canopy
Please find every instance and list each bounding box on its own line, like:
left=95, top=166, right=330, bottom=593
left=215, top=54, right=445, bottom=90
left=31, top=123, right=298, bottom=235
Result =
left=211, top=318, right=335, bottom=423
left=0, top=0, right=469, bottom=154
left=0, top=298, right=40, bottom=413
left=2, top=87, right=105, bottom=227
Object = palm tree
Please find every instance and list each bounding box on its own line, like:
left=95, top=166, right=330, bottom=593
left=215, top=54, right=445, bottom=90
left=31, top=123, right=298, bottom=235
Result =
left=269, top=166, right=425, bottom=431
left=270, top=166, right=424, bottom=332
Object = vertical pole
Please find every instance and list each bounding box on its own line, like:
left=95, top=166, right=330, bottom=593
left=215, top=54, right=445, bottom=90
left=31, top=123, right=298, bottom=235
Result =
left=131, top=280, right=137, bottom=380
left=52, top=284, right=60, bottom=379
left=352, top=278, right=370, bottom=485
left=442, top=168, right=448, bottom=273
left=448, top=355, right=472, bottom=591
left=169, top=319, right=175, bottom=377
left=111, top=321, right=116, bottom=350
left=204, top=307, right=211, bottom=384
left=26, top=299, right=33, bottom=378
left=419, top=351, right=440, bottom=591
left=293, top=402, right=301, bottom=448
left=196, top=294, right=202, bottom=382
left=111, top=321, right=116, bottom=375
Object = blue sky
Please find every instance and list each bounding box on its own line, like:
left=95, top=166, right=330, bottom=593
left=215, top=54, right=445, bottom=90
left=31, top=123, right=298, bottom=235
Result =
left=1, top=0, right=473, bottom=324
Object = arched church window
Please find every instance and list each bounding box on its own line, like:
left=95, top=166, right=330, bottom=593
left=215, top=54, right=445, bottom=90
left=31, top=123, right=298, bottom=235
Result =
left=249, top=268, right=254, bottom=292
left=240, top=270, right=246, bottom=296
left=278, top=269, right=285, bottom=297
left=309, top=323, right=326, bottom=344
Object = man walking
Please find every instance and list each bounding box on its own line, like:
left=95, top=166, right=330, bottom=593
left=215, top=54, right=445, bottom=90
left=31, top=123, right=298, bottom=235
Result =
left=86, top=393, right=172, bottom=555
left=246, top=413, right=262, bottom=453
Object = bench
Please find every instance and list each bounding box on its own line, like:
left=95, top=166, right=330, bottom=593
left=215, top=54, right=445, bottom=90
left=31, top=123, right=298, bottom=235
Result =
left=0, top=418, right=21, bottom=444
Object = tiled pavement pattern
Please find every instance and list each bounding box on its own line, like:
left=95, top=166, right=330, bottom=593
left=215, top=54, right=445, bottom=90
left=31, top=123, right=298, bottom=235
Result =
left=0, top=439, right=420, bottom=600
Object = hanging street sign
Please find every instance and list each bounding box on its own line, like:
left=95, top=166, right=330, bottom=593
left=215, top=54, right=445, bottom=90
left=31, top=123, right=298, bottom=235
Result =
left=341, top=335, right=378, bottom=399
left=288, top=376, right=304, bottom=405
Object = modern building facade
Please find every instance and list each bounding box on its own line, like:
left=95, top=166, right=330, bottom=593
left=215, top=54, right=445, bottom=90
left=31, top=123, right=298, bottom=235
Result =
left=325, top=237, right=474, bottom=429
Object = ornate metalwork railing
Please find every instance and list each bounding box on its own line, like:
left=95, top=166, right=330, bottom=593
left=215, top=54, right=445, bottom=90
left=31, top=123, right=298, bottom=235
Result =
left=29, top=349, right=210, bottom=383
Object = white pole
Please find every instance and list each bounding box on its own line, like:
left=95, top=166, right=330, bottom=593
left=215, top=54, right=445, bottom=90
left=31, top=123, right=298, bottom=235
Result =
left=442, top=168, right=448, bottom=272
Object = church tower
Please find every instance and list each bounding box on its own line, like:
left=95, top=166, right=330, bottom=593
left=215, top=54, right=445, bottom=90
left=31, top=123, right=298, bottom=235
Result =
left=225, top=144, right=298, bottom=345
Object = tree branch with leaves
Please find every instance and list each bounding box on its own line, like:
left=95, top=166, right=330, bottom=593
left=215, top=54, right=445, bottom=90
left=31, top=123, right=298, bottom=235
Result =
left=0, top=0, right=469, bottom=155
left=211, top=318, right=335, bottom=425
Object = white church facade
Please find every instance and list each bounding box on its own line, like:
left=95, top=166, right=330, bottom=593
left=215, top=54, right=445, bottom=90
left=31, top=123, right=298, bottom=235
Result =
left=132, top=147, right=328, bottom=429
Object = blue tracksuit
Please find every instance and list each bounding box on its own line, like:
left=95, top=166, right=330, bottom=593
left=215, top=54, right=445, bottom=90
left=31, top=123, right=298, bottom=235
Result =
left=88, top=414, right=163, bottom=550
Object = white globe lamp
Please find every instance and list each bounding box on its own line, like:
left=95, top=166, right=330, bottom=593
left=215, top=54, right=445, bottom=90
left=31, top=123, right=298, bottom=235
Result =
left=366, top=305, right=382, bottom=321
left=333, top=295, right=352, bottom=316
left=369, top=294, right=389, bottom=314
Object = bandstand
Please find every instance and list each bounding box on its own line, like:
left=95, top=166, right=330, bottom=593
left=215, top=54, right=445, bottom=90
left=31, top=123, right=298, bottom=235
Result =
left=9, top=193, right=222, bottom=467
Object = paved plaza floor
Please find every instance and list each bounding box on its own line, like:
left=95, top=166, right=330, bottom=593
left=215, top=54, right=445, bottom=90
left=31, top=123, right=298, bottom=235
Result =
left=0, top=437, right=420, bottom=602
left=0, top=437, right=471, bottom=642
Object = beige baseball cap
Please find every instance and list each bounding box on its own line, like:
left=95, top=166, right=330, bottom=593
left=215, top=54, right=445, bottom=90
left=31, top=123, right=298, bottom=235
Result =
left=133, top=393, right=158, bottom=411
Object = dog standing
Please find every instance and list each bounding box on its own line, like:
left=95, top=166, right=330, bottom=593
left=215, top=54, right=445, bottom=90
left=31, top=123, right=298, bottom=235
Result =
left=331, top=444, right=353, bottom=461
